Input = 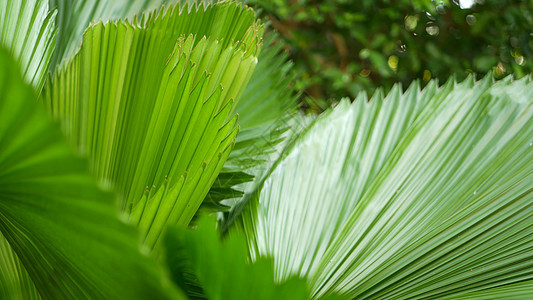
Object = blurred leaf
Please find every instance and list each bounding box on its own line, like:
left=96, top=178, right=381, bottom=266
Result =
left=0, top=48, right=182, bottom=299
left=247, top=0, right=533, bottom=110
left=164, top=216, right=310, bottom=300
left=474, top=55, right=498, bottom=72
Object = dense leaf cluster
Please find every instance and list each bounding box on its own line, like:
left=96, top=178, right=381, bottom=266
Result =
left=246, top=0, right=533, bottom=111
left=0, top=0, right=532, bottom=299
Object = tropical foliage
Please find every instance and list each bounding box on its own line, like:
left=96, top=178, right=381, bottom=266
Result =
left=0, top=0, right=532, bottom=299
left=244, top=0, right=533, bottom=110
left=230, top=75, right=533, bottom=298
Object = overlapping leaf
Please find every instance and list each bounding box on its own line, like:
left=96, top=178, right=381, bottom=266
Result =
left=234, top=75, right=533, bottom=298
left=0, top=48, right=181, bottom=299
left=48, top=0, right=260, bottom=69
left=228, top=31, right=300, bottom=172
left=44, top=1, right=262, bottom=250
left=207, top=30, right=305, bottom=212
left=49, top=0, right=171, bottom=69
left=0, top=0, right=57, bottom=90
left=164, top=216, right=309, bottom=300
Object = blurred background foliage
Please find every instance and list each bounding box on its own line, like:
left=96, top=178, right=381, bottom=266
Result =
left=243, top=0, right=533, bottom=112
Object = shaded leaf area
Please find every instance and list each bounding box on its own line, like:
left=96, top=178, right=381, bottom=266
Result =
left=43, top=1, right=262, bottom=251
left=234, top=74, right=533, bottom=298
left=0, top=0, right=57, bottom=91
left=228, top=31, right=301, bottom=173
left=0, top=49, right=181, bottom=299
left=0, top=232, right=40, bottom=299
left=164, top=216, right=312, bottom=300
left=203, top=30, right=304, bottom=213
left=201, top=171, right=254, bottom=214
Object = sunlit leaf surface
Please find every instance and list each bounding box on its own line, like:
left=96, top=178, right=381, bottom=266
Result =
left=44, top=1, right=262, bottom=250
left=236, top=75, right=533, bottom=298
left=0, top=0, right=56, bottom=90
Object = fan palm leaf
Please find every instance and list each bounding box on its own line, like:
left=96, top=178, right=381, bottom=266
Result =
left=207, top=30, right=304, bottom=212
left=234, top=75, right=533, bottom=298
left=0, top=0, right=56, bottom=90
left=48, top=0, right=176, bottom=69
left=43, top=1, right=262, bottom=250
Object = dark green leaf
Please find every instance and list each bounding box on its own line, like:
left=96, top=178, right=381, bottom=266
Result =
left=0, top=48, right=182, bottom=299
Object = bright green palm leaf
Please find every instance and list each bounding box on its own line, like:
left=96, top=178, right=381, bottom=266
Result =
left=228, top=31, right=300, bottom=172
left=0, top=49, right=181, bottom=299
left=48, top=0, right=170, bottom=69
left=0, top=0, right=56, bottom=91
left=48, top=0, right=258, bottom=70
left=206, top=30, right=305, bottom=213
left=44, top=2, right=262, bottom=251
left=235, top=75, right=533, bottom=298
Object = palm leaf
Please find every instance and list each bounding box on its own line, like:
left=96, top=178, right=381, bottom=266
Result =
left=0, top=0, right=57, bottom=90
left=234, top=75, right=533, bottom=298
left=164, top=216, right=309, bottom=300
left=0, top=48, right=181, bottom=299
left=48, top=0, right=259, bottom=70
left=43, top=1, right=262, bottom=251
left=49, top=0, right=171, bottom=69
left=442, top=280, right=533, bottom=299
left=228, top=31, right=300, bottom=172
left=204, top=30, right=305, bottom=213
